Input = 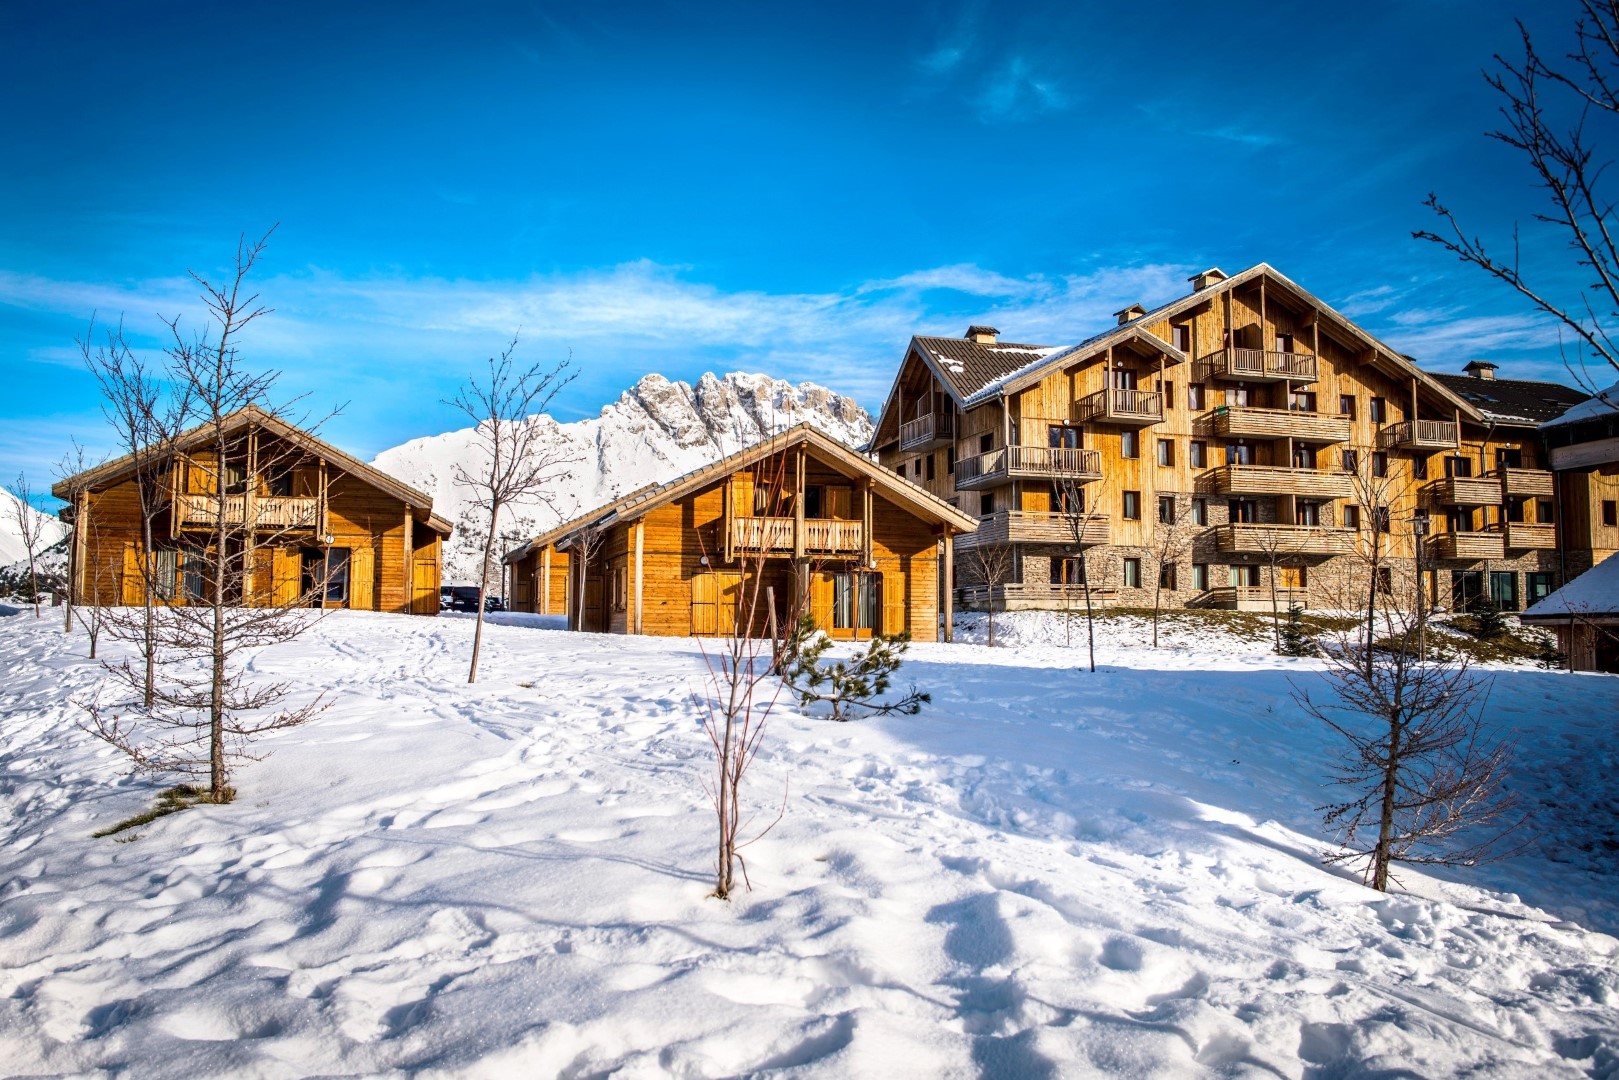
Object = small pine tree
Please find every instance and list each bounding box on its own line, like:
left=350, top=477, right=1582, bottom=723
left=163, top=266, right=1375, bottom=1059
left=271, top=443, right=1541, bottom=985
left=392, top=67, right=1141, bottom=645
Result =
left=783, top=615, right=930, bottom=722
left=1470, top=598, right=1507, bottom=641
left=1277, top=605, right=1316, bottom=657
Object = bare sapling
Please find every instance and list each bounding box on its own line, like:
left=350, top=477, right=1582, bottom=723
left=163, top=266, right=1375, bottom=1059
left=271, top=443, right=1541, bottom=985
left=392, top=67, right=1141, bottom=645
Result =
left=448, top=337, right=576, bottom=682
left=1147, top=494, right=1193, bottom=648
left=570, top=520, right=607, bottom=631
left=1056, top=474, right=1109, bottom=671
left=1294, top=606, right=1526, bottom=892
left=960, top=539, right=1012, bottom=646
left=6, top=472, right=47, bottom=617
left=82, top=230, right=335, bottom=804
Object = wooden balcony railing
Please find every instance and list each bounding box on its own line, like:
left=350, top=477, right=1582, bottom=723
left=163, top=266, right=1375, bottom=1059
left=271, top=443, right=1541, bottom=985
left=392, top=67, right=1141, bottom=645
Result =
left=174, top=493, right=321, bottom=531
left=957, top=583, right=1117, bottom=609
left=899, top=412, right=955, bottom=451
left=1425, top=476, right=1504, bottom=506
left=1072, top=388, right=1163, bottom=426
left=1213, top=523, right=1358, bottom=556
left=954, top=445, right=1104, bottom=489
left=1492, top=468, right=1554, bottom=498
left=956, top=511, right=1110, bottom=549
left=729, top=516, right=864, bottom=556
left=1202, top=585, right=1309, bottom=610
left=1491, top=522, right=1556, bottom=550
left=1202, top=348, right=1318, bottom=383
left=1378, top=419, right=1458, bottom=450
left=1212, top=406, right=1350, bottom=444
left=1213, top=464, right=1354, bottom=499
left=1430, top=531, right=1506, bottom=560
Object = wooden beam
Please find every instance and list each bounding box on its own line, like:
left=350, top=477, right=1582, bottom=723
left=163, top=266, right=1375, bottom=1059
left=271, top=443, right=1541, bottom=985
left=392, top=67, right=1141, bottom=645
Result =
left=632, top=520, right=644, bottom=635
left=541, top=546, right=551, bottom=615
left=793, top=448, right=806, bottom=559
left=402, top=505, right=413, bottom=614
left=942, top=533, right=954, bottom=643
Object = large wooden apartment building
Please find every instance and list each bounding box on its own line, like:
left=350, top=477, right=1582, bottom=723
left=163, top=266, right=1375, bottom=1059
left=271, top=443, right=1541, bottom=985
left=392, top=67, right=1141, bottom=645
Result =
left=868, top=264, right=1603, bottom=613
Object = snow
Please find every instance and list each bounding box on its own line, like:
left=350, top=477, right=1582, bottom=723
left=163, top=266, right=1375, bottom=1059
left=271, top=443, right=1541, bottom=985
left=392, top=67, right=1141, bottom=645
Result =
left=371, top=371, right=871, bottom=584
left=0, top=488, right=69, bottom=570
left=1, top=608, right=1616, bottom=1076
left=1525, top=553, right=1619, bottom=617
left=1541, top=381, right=1617, bottom=429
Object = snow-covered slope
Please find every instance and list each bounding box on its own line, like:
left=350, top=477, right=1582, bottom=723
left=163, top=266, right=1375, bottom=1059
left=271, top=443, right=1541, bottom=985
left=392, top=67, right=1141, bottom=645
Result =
left=0, top=488, right=68, bottom=570
left=373, top=371, right=872, bottom=583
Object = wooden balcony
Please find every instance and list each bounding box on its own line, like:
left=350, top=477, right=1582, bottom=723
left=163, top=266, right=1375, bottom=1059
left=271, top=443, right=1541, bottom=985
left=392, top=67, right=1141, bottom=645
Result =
left=1430, top=531, right=1506, bottom=560
left=1213, top=523, right=1358, bottom=556
left=957, top=583, right=1117, bottom=611
left=729, top=516, right=864, bottom=556
left=173, top=493, right=322, bottom=532
left=957, top=511, right=1110, bottom=549
left=1426, top=476, right=1503, bottom=506
left=899, top=412, right=955, bottom=451
left=955, top=446, right=1103, bottom=490
left=1213, top=464, right=1354, bottom=499
left=1212, top=406, right=1350, bottom=444
left=1493, top=522, right=1556, bottom=550
left=1201, top=348, right=1318, bottom=384
left=1378, top=419, right=1458, bottom=451
left=1202, top=585, right=1309, bottom=612
left=1494, top=468, right=1554, bottom=498
left=1072, top=388, right=1163, bottom=427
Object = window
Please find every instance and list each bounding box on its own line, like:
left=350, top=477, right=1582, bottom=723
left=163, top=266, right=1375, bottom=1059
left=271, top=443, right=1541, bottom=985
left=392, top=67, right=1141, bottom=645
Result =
left=1508, top=496, right=1529, bottom=524
left=1339, top=395, right=1357, bottom=420
left=153, top=548, right=179, bottom=601
left=1527, top=572, right=1555, bottom=605
left=1187, top=383, right=1206, bottom=411
left=1490, top=571, right=1519, bottom=612
left=1229, top=564, right=1259, bottom=587
left=1446, top=456, right=1474, bottom=478
left=1158, top=495, right=1177, bottom=524
left=1191, top=498, right=1208, bottom=525
left=1372, top=452, right=1389, bottom=478
left=1189, top=441, right=1207, bottom=469
left=1227, top=443, right=1255, bottom=466
left=1297, top=500, right=1321, bottom=527
left=1374, top=505, right=1391, bottom=533
left=222, top=462, right=247, bottom=496
left=1343, top=504, right=1362, bottom=529
left=894, top=464, right=904, bottom=477
left=1156, top=439, right=1175, bottom=466
left=1192, top=563, right=1209, bottom=591
left=1161, top=381, right=1175, bottom=409
left=1053, top=557, right=1084, bottom=585
left=832, top=573, right=857, bottom=629
left=1122, top=491, right=1141, bottom=519
left=1121, top=431, right=1140, bottom=459
left=1340, top=449, right=1359, bottom=473
left=1052, top=481, right=1084, bottom=515
left=1228, top=499, right=1258, bottom=523
left=1376, top=567, right=1393, bottom=596
left=1495, top=447, right=1523, bottom=470
left=947, top=447, right=956, bottom=475
left=979, top=492, right=995, bottom=516
left=1412, top=455, right=1428, bottom=480
left=913, top=459, right=922, bottom=476
left=1537, top=500, right=1555, bottom=524
left=1453, top=570, right=1485, bottom=610
left=1123, top=558, right=1141, bottom=588
left=1049, top=425, right=1079, bottom=449
left=266, top=467, right=293, bottom=497
left=1159, top=563, right=1177, bottom=590
left=1228, top=386, right=1254, bottom=407
left=1276, top=333, right=1295, bottom=353
left=322, top=547, right=351, bottom=604
left=1369, top=397, right=1386, bottom=424
left=1172, top=324, right=1191, bottom=353
left=1292, top=445, right=1314, bottom=469
left=980, top=434, right=994, bottom=453
left=1448, top=507, right=1475, bottom=533
left=925, top=455, right=936, bottom=482
left=1604, top=500, right=1617, bottom=527
left=803, top=485, right=825, bottom=518
left=1289, top=390, right=1316, bottom=413
left=1109, top=367, right=1139, bottom=390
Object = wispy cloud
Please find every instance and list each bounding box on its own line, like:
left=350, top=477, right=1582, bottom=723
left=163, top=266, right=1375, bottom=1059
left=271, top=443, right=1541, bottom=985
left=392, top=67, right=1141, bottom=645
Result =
left=1189, top=125, right=1281, bottom=148
left=911, top=4, right=1071, bottom=123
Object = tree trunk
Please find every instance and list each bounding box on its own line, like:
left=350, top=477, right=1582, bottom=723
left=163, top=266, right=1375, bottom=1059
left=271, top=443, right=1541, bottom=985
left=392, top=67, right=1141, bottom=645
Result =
left=142, top=513, right=156, bottom=708
left=27, top=552, right=38, bottom=618
left=1373, top=719, right=1404, bottom=891
left=468, top=507, right=500, bottom=683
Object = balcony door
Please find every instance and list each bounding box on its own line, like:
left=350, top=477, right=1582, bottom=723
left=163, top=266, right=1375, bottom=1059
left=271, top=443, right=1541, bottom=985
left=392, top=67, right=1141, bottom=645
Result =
left=1452, top=570, right=1484, bottom=610
left=1108, top=368, right=1139, bottom=391
left=1048, top=426, right=1080, bottom=449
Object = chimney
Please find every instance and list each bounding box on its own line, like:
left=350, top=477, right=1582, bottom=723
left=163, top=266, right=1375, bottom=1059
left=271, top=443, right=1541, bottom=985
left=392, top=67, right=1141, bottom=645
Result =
left=965, top=324, right=1000, bottom=344
left=1463, top=360, right=1498, bottom=381
left=1114, top=303, right=1148, bottom=326
left=1189, top=267, right=1228, bottom=291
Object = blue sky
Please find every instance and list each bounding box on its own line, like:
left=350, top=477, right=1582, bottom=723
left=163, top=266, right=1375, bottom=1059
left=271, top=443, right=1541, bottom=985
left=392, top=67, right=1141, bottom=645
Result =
left=0, top=1, right=1601, bottom=491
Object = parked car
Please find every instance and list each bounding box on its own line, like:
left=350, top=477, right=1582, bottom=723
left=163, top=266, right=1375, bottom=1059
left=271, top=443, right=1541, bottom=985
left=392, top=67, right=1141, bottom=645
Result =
left=442, top=586, right=505, bottom=613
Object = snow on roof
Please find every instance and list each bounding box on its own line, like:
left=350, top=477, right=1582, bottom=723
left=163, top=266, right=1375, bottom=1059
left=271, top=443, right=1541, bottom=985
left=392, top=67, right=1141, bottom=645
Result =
left=1523, top=554, right=1619, bottom=618
left=1541, top=381, right=1618, bottom=429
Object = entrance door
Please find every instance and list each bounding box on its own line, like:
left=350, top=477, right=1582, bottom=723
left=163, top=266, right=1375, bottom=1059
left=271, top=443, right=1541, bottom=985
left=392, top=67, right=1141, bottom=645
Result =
left=1489, top=571, right=1518, bottom=612
left=1452, top=570, right=1484, bottom=611
left=691, top=571, right=743, bottom=636
left=411, top=557, right=438, bottom=615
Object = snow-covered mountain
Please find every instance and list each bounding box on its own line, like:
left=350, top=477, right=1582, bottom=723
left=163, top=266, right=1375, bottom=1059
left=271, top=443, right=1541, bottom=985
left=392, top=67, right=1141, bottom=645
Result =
left=0, top=487, right=69, bottom=571
left=373, top=371, right=873, bottom=584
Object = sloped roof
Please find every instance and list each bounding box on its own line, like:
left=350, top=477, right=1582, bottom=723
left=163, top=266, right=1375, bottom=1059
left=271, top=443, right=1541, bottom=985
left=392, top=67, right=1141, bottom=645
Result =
left=1429, top=373, right=1589, bottom=427
left=1522, top=553, right=1619, bottom=619
left=504, top=423, right=976, bottom=563
left=912, top=336, right=1063, bottom=403
left=1541, top=380, right=1617, bottom=429
left=52, top=405, right=452, bottom=537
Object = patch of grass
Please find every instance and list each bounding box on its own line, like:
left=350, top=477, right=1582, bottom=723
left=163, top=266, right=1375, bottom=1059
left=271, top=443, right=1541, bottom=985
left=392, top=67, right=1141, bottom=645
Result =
left=91, top=783, right=236, bottom=839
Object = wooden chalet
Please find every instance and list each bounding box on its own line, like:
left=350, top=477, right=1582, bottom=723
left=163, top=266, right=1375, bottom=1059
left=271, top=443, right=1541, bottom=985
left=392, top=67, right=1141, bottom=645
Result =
left=53, top=406, right=452, bottom=615
left=869, top=264, right=1595, bottom=614
left=503, top=424, right=978, bottom=641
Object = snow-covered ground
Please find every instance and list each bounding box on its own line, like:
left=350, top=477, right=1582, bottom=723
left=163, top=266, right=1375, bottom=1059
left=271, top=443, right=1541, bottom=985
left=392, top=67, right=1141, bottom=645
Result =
left=1, top=607, right=1615, bottom=1077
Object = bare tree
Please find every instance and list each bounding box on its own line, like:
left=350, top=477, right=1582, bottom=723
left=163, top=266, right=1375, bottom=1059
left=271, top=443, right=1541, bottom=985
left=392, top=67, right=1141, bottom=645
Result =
left=1414, top=1, right=1619, bottom=392
left=1055, top=475, right=1111, bottom=671
left=1340, top=453, right=1408, bottom=680
left=82, top=230, right=333, bottom=804
left=6, top=473, right=47, bottom=618
left=1145, top=494, right=1195, bottom=648
left=1294, top=608, right=1525, bottom=892
left=448, top=337, right=575, bottom=683
left=1249, top=521, right=1317, bottom=653
left=569, top=520, right=608, bottom=631
left=958, top=539, right=1012, bottom=646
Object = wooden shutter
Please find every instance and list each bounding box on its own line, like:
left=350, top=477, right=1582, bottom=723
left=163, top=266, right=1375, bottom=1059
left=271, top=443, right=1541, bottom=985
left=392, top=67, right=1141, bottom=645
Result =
left=349, top=546, right=375, bottom=611
left=883, top=562, right=907, bottom=637
left=272, top=547, right=302, bottom=607
left=121, top=543, right=143, bottom=606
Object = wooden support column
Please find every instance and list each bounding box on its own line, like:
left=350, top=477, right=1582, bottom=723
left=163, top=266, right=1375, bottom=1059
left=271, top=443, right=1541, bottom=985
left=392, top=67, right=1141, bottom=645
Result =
left=402, top=506, right=414, bottom=613
left=541, top=547, right=552, bottom=614
left=1453, top=408, right=1462, bottom=451
left=1410, top=376, right=1419, bottom=422
left=244, top=426, right=258, bottom=604
left=861, top=480, right=873, bottom=568
left=723, top=476, right=735, bottom=563
left=1259, top=278, right=1267, bottom=346
left=632, top=520, right=644, bottom=635
left=793, top=448, right=805, bottom=559
left=318, top=458, right=329, bottom=536
left=73, top=490, right=89, bottom=607
left=942, top=533, right=954, bottom=643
